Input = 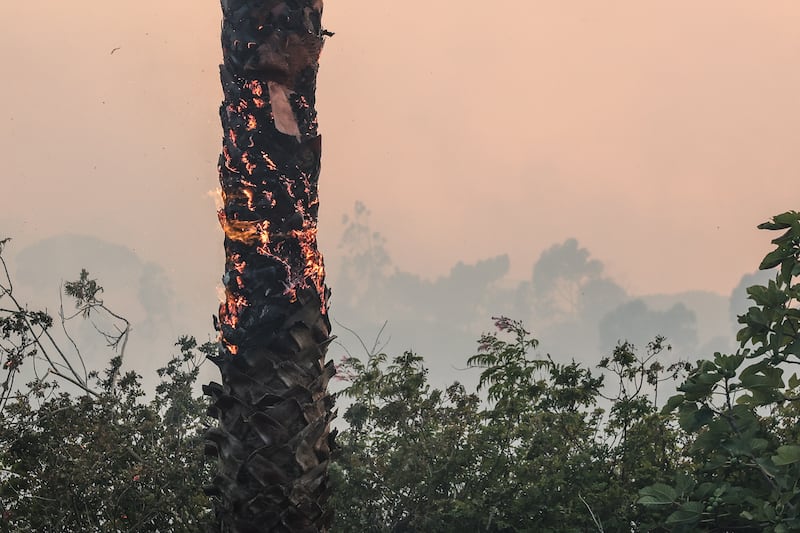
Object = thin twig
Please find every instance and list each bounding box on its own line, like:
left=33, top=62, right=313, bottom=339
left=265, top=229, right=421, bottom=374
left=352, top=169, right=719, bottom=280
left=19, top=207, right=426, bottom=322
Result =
left=579, top=492, right=605, bottom=533
left=59, top=288, right=89, bottom=383
left=333, top=318, right=390, bottom=358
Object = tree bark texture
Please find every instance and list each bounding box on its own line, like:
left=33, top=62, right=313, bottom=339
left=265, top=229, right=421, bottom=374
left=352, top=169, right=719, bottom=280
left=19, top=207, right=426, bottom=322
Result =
left=203, top=1, right=335, bottom=531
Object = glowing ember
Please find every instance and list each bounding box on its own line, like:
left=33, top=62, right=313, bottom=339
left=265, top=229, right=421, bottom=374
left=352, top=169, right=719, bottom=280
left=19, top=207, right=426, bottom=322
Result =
left=220, top=293, right=248, bottom=329
left=261, top=152, right=277, bottom=171
left=245, top=79, right=264, bottom=97
left=215, top=26, right=328, bottom=358
left=217, top=211, right=270, bottom=245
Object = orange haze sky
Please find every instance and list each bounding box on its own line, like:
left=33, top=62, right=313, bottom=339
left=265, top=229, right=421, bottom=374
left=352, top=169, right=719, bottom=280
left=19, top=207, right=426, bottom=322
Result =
left=1, top=0, right=799, bottom=303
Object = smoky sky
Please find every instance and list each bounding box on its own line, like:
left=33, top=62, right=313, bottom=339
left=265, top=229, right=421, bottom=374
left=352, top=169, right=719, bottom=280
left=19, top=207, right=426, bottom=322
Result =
left=3, top=200, right=777, bottom=394
left=2, top=1, right=798, bottom=298
left=2, top=2, right=797, bottom=390
left=326, top=202, right=763, bottom=390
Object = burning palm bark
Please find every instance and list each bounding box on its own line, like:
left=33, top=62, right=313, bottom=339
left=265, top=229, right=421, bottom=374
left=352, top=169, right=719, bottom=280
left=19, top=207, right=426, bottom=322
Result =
left=203, top=1, right=335, bottom=531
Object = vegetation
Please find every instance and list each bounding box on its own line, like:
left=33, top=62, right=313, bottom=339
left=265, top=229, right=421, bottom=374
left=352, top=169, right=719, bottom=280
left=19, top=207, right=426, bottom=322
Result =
left=0, top=239, right=213, bottom=531
left=330, top=319, right=685, bottom=532
left=0, top=210, right=798, bottom=531
left=637, top=211, right=800, bottom=532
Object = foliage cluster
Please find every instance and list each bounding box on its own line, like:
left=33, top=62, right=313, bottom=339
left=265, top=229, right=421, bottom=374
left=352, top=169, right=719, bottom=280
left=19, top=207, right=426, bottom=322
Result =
left=330, top=318, right=684, bottom=532
left=0, top=337, right=214, bottom=532
left=637, top=211, right=800, bottom=532
left=1, top=210, right=799, bottom=532
left=0, top=244, right=214, bottom=532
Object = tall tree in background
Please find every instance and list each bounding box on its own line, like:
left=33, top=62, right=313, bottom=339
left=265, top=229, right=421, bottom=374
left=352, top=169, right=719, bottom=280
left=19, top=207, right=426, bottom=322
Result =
left=203, top=1, right=336, bottom=531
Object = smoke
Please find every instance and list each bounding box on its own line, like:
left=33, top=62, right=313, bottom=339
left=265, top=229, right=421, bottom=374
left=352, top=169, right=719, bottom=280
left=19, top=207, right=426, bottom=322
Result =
left=327, top=203, right=761, bottom=390
left=533, top=239, right=604, bottom=305
left=598, top=299, right=697, bottom=358
left=8, top=234, right=208, bottom=393
left=6, top=206, right=771, bottom=395
left=136, top=261, right=176, bottom=338
left=530, top=238, right=626, bottom=323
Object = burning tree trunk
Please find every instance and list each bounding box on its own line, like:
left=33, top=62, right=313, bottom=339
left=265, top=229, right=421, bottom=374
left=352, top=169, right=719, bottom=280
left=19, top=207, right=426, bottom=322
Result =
left=203, top=1, right=335, bottom=531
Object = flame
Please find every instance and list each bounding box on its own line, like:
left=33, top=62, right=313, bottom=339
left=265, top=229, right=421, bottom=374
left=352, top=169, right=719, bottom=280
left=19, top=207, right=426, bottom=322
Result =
left=245, top=79, right=264, bottom=97
left=243, top=189, right=256, bottom=211
left=207, top=187, right=224, bottom=211
left=219, top=292, right=248, bottom=329
left=231, top=253, right=246, bottom=273
left=261, top=152, right=277, bottom=171
left=223, top=340, right=239, bottom=355
left=241, top=152, right=257, bottom=175
left=291, top=225, right=326, bottom=304
left=217, top=55, right=328, bottom=357
left=222, top=146, right=237, bottom=173
left=218, top=210, right=270, bottom=245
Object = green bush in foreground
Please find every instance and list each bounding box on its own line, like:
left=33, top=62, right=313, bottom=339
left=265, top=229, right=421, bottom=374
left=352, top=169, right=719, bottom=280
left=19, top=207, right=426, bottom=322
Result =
left=639, top=211, right=800, bottom=532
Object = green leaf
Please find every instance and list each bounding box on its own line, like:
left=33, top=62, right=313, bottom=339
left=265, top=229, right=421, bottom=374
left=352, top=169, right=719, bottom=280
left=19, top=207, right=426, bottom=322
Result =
left=773, top=211, right=800, bottom=227
left=662, top=394, right=685, bottom=414
left=738, top=361, right=784, bottom=404
left=787, top=340, right=800, bottom=358
left=736, top=325, right=753, bottom=345
left=679, top=370, right=722, bottom=401
left=637, top=483, right=677, bottom=506
left=772, top=445, right=800, bottom=466
left=715, top=352, right=745, bottom=377
left=678, top=404, right=714, bottom=432
left=665, top=501, right=703, bottom=527
left=760, top=248, right=791, bottom=270
left=674, top=471, right=695, bottom=496
left=722, top=435, right=765, bottom=457
left=759, top=211, right=800, bottom=231
left=780, top=257, right=795, bottom=285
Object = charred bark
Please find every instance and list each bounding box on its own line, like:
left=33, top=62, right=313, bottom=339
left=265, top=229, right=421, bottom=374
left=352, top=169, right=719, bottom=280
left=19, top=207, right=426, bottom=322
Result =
left=204, top=1, right=335, bottom=531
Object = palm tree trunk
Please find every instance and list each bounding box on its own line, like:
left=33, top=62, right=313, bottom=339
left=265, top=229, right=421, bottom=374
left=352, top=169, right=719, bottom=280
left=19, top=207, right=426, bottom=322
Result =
left=203, top=1, right=335, bottom=531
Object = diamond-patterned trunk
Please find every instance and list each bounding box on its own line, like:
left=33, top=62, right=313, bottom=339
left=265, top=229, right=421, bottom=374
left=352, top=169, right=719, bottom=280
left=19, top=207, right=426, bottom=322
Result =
left=203, top=1, right=335, bottom=531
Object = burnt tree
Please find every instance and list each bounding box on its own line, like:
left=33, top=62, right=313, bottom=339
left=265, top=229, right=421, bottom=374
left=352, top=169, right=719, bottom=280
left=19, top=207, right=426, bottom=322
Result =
left=203, top=1, right=335, bottom=531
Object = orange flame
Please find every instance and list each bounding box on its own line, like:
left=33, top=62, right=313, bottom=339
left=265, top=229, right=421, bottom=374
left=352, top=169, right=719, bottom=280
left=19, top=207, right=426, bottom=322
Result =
left=291, top=225, right=326, bottom=305
left=243, top=188, right=256, bottom=211
left=261, top=152, right=277, bottom=171
left=245, top=80, right=264, bottom=97
left=223, top=339, right=239, bottom=355
left=241, top=153, right=257, bottom=175
left=231, top=253, right=246, bottom=273
left=218, top=210, right=270, bottom=245
left=222, top=146, right=237, bottom=173
left=219, top=292, right=248, bottom=329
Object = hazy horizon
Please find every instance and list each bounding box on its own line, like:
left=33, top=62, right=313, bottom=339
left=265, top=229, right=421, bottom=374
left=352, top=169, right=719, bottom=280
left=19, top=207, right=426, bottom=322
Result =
left=2, top=1, right=797, bottom=388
